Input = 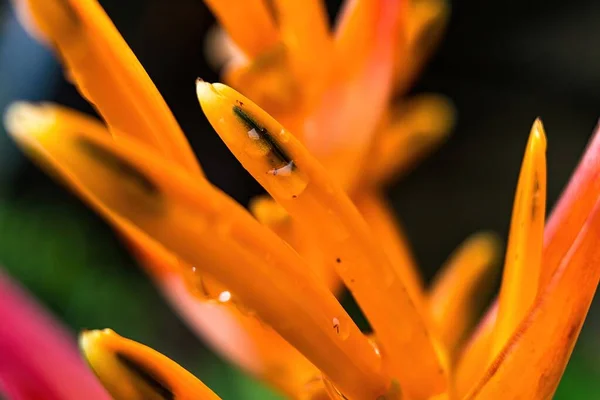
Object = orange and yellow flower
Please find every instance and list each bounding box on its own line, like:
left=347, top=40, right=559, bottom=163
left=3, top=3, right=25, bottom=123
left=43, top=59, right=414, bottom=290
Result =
left=3, top=0, right=600, bottom=399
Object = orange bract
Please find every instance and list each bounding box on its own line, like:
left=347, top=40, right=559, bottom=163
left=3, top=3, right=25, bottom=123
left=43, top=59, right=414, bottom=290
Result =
left=6, top=0, right=600, bottom=399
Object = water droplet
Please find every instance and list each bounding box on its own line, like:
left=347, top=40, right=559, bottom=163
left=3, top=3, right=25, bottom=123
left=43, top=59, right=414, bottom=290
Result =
left=218, top=290, right=232, bottom=303
left=185, top=268, right=228, bottom=302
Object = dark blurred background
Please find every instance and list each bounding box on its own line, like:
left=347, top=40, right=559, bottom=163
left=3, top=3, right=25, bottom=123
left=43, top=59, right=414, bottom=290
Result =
left=0, top=0, right=599, bottom=398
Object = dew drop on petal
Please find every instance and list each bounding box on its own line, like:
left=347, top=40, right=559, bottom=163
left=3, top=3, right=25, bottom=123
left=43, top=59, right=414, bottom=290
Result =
left=218, top=290, right=232, bottom=303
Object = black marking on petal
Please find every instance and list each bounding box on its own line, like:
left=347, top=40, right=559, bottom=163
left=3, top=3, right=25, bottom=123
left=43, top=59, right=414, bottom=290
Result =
left=76, top=137, right=159, bottom=196
left=116, top=352, right=175, bottom=400
left=232, top=105, right=294, bottom=171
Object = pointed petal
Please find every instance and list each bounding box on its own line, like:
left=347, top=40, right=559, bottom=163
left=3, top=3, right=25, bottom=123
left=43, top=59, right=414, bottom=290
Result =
left=393, top=0, right=450, bottom=93
left=80, top=329, right=221, bottom=399
left=13, top=0, right=202, bottom=175
left=429, top=232, right=502, bottom=355
left=492, top=120, right=547, bottom=358
left=197, top=82, right=447, bottom=398
left=466, top=197, right=600, bottom=399
left=364, top=94, right=454, bottom=186
left=0, top=269, right=110, bottom=399
left=303, top=0, right=402, bottom=189
left=469, top=122, right=600, bottom=376
left=354, top=192, right=426, bottom=312
left=203, top=0, right=279, bottom=57
left=541, top=122, right=600, bottom=288
left=6, top=102, right=389, bottom=400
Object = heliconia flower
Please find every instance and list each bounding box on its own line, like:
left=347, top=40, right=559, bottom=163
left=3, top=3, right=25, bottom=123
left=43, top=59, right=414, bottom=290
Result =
left=3, top=0, right=600, bottom=399
left=0, top=269, right=110, bottom=399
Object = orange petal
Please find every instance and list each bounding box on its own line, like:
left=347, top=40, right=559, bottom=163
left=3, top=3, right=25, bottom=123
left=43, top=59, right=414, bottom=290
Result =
left=13, top=0, right=202, bottom=175
left=3, top=102, right=319, bottom=396
left=363, top=94, right=454, bottom=186
left=146, top=270, right=320, bottom=397
left=197, top=82, right=447, bottom=398
left=6, top=102, right=389, bottom=400
left=429, top=232, right=502, bottom=355
left=80, top=329, right=221, bottom=399
left=541, top=122, right=600, bottom=288
left=467, top=122, right=600, bottom=382
left=466, top=197, right=600, bottom=399
left=394, top=0, right=450, bottom=93
left=271, top=0, right=332, bottom=105
left=303, top=0, right=402, bottom=190
left=492, top=120, right=547, bottom=359
left=203, top=0, right=279, bottom=58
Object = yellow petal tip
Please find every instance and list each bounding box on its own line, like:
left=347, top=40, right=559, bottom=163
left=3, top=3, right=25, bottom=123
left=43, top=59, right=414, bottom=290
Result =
left=531, top=117, right=547, bottom=150
left=4, top=101, right=53, bottom=142
left=196, top=80, right=224, bottom=105
left=79, top=328, right=115, bottom=355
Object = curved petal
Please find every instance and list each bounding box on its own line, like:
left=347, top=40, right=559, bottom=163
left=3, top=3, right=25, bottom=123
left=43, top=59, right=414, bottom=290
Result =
left=80, top=329, right=220, bottom=399
left=492, top=120, right=547, bottom=358
left=466, top=197, right=600, bottom=399
left=13, top=0, right=201, bottom=174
